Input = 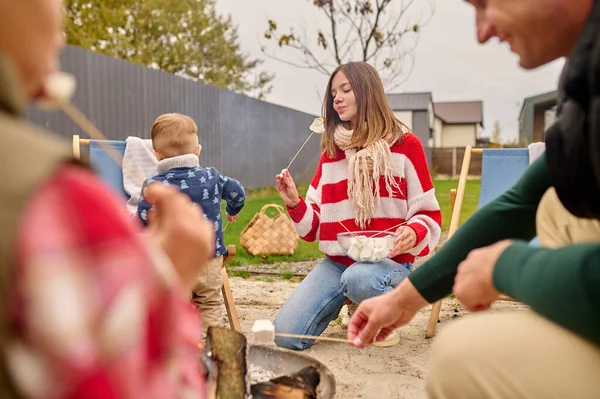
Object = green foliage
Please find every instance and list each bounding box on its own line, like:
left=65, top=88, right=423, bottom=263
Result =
left=65, top=0, right=274, bottom=99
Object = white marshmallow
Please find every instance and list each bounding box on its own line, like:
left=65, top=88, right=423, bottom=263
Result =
left=251, top=319, right=275, bottom=342
left=350, top=236, right=363, bottom=249
left=348, top=245, right=361, bottom=259
left=373, top=246, right=389, bottom=259
left=345, top=234, right=394, bottom=262
left=385, top=236, right=395, bottom=251
left=37, top=72, right=77, bottom=110
left=309, top=117, right=325, bottom=134
left=360, top=245, right=374, bottom=260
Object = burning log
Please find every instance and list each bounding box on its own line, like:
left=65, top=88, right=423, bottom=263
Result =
left=204, top=327, right=322, bottom=398
left=250, top=366, right=320, bottom=399
left=205, top=326, right=248, bottom=399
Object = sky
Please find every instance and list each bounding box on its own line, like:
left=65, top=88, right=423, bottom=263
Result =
left=215, top=0, right=565, bottom=143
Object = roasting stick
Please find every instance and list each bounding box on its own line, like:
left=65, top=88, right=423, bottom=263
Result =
left=274, top=332, right=355, bottom=345
left=285, top=132, right=315, bottom=170
left=339, top=220, right=409, bottom=238
left=371, top=221, right=409, bottom=238
left=285, top=117, right=325, bottom=171
left=252, top=319, right=376, bottom=346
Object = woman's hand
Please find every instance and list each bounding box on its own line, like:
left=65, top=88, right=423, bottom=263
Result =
left=388, top=226, right=417, bottom=258
left=276, top=169, right=301, bottom=209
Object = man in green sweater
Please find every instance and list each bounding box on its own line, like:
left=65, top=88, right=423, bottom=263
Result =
left=348, top=1, right=600, bottom=398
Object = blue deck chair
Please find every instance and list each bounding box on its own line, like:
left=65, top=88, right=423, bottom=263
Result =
left=72, top=135, right=242, bottom=332
left=425, top=146, right=538, bottom=338
left=73, top=136, right=128, bottom=199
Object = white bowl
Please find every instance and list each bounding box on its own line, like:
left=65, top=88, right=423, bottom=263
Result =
left=337, top=231, right=396, bottom=263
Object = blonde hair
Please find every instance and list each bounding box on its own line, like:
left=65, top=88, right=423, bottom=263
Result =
left=321, top=62, right=410, bottom=157
left=151, top=113, right=199, bottom=158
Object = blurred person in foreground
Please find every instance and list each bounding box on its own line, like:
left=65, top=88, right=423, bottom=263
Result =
left=0, top=1, right=215, bottom=397
left=348, top=0, right=600, bottom=398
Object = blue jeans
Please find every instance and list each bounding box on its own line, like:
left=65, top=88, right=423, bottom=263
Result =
left=273, top=258, right=412, bottom=350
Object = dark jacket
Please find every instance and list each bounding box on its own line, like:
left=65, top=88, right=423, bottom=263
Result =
left=545, top=0, right=600, bottom=219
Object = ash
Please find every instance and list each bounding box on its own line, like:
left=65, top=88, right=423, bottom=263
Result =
left=248, top=364, right=278, bottom=385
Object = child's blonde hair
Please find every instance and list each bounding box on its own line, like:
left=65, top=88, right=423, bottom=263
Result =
left=151, top=113, right=199, bottom=158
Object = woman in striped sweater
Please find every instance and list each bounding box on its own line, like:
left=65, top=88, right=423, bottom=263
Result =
left=274, top=62, right=441, bottom=350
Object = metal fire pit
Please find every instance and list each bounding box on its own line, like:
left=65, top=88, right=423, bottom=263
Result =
left=249, top=345, right=336, bottom=399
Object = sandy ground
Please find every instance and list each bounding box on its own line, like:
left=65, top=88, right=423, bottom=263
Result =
left=224, top=277, right=528, bottom=399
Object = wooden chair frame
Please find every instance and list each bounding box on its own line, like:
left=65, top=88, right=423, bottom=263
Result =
left=425, top=146, right=514, bottom=338
left=73, top=135, right=241, bottom=332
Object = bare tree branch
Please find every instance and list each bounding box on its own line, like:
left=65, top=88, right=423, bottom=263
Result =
left=262, top=0, right=434, bottom=89
left=363, top=0, right=385, bottom=60
left=325, top=1, right=342, bottom=64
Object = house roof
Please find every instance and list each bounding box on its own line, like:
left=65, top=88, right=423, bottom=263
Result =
left=434, top=101, right=484, bottom=127
left=386, top=92, right=432, bottom=111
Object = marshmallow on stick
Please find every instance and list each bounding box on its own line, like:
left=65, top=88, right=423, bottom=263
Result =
left=36, top=72, right=77, bottom=110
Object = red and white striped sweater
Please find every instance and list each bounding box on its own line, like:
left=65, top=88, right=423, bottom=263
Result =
left=288, top=133, right=442, bottom=267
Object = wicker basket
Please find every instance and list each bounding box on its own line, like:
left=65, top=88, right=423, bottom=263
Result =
left=240, top=204, right=299, bottom=256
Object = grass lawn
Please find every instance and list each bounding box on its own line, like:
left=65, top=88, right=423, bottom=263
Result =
left=434, top=179, right=481, bottom=231
left=223, top=179, right=481, bottom=266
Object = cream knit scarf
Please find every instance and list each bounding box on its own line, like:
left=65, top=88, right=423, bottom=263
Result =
left=333, top=124, right=400, bottom=228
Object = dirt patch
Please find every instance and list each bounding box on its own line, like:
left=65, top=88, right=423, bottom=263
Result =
left=221, top=276, right=527, bottom=399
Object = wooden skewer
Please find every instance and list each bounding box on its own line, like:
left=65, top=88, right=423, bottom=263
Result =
left=339, top=221, right=409, bottom=238
left=274, top=332, right=354, bottom=345
left=371, top=221, right=409, bottom=238
left=286, top=132, right=314, bottom=171
left=337, top=220, right=352, bottom=233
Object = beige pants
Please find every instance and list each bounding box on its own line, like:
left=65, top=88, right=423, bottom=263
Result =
left=191, top=256, right=224, bottom=340
left=427, top=188, right=600, bottom=399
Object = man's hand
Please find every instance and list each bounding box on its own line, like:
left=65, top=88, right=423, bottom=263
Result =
left=389, top=225, right=418, bottom=258
left=453, top=240, right=513, bottom=311
left=226, top=213, right=237, bottom=223
left=143, top=184, right=215, bottom=292
left=347, top=279, right=428, bottom=348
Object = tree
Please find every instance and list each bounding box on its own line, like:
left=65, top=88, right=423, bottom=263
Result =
left=262, top=0, right=434, bottom=91
left=491, top=120, right=502, bottom=144
left=65, top=0, right=274, bottom=99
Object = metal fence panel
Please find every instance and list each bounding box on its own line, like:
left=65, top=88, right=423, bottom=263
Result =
left=26, top=46, right=321, bottom=189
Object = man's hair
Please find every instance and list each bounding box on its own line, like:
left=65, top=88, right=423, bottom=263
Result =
left=151, top=113, right=199, bottom=158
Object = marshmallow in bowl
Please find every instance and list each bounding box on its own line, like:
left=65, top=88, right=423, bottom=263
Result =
left=347, top=236, right=394, bottom=262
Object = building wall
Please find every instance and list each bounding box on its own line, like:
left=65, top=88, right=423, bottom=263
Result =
left=393, top=111, right=413, bottom=130
left=412, top=110, right=430, bottom=148
left=433, top=117, right=443, bottom=148
left=440, top=124, right=477, bottom=147
left=533, top=108, right=546, bottom=143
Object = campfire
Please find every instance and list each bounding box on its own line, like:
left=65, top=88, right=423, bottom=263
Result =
left=204, top=327, right=335, bottom=399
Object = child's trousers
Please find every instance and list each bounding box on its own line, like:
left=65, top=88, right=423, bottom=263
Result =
left=191, top=256, right=224, bottom=340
